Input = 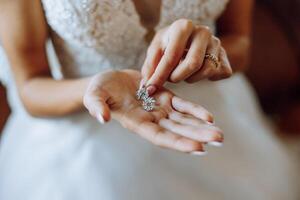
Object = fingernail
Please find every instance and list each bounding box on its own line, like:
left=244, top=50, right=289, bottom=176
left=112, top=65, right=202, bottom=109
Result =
left=139, top=79, right=146, bottom=89
left=97, top=114, right=105, bottom=124
left=146, top=85, right=157, bottom=96
left=190, top=151, right=207, bottom=156
left=207, top=114, right=214, bottom=124
left=207, top=141, right=223, bottom=147
left=206, top=120, right=215, bottom=125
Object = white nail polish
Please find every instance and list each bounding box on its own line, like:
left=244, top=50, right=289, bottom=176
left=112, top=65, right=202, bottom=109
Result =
left=190, top=151, right=208, bottom=156
left=207, top=141, right=223, bottom=147
left=139, top=79, right=146, bottom=89
left=97, top=114, right=105, bottom=124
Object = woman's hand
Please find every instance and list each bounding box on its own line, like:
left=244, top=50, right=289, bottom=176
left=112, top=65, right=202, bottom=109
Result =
left=141, top=19, right=232, bottom=95
left=83, top=69, right=223, bottom=154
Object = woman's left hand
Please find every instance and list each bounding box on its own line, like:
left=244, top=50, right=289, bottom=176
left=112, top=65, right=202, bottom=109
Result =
left=141, top=19, right=233, bottom=95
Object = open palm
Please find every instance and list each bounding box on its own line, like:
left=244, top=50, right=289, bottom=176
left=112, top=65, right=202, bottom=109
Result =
left=84, top=70, right=223, bottom=153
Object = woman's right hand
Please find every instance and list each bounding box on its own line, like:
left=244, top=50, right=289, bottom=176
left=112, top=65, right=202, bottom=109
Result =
left=83, top=69, right=223, bottom=154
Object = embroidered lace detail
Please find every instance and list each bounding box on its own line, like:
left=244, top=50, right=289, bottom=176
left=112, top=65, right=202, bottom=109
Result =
left=39, top=0, right=229, bottom=78
left=158, top=0, right=229, bottom=31
left=41, top=0, right=147, bottom=77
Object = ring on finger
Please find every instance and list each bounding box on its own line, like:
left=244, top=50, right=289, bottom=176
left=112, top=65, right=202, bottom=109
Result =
left=204, top=53, right=220, bottom=68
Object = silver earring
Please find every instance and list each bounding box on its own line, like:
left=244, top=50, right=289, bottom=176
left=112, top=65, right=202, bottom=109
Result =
left=136, top=86, right=156, bottom=112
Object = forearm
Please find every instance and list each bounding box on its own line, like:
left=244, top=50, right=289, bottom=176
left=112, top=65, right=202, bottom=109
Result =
left=219, top=34, right=251, bottom=72
left=20, top=76, right=91, bottom=117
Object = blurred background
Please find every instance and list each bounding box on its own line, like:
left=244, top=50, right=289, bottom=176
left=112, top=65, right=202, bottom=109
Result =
left=247, top=0, right=300, bottom=139
left=0, top=0, right=299, bottom=139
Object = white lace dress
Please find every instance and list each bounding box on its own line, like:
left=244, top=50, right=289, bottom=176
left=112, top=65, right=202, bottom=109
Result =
left=0, top=0, right=298, bottom=200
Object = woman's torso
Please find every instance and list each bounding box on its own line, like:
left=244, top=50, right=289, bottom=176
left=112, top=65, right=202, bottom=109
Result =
left=41, top=0, right=229, bottom=79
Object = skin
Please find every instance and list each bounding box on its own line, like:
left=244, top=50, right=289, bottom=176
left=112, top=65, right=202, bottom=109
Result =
left=84, top=69, right=223, bottom=152
left=0, top=0, right=89, bottom=117
left=140, top=0, right=253, bottom=95
left=0, top=0, right=225, bottom=153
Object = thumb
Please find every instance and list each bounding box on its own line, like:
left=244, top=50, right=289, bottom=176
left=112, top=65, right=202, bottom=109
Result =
left=83, top=88, right=111, bottom=124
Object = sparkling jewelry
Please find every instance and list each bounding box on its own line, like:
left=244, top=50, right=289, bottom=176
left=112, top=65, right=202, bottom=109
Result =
left=205, top=53, right=220, bottom=68
left=136, top=86, right=156, bottom=112
left=142, top=97, right=156, bottom=112
left=136, top=86, right=148, bottom=100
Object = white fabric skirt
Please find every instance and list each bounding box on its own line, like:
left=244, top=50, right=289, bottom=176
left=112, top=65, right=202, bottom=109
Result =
left=0, top=74, right=298, bottom=200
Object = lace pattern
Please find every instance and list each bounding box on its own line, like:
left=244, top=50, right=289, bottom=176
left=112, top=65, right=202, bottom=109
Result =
left=40, top=0, right=229, bottom=78
left=42, top=0, right=147, bottom=77
left=158, top=0, right=229, bottom=31
left=42, top=0, right=146, bottom=52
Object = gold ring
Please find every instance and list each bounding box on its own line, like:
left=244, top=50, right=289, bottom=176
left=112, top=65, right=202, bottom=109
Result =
left=205, top=53, right=220, bottom=68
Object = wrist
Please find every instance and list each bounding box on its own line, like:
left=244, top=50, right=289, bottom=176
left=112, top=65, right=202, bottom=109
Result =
left=75, top=76, right=93, bottom=112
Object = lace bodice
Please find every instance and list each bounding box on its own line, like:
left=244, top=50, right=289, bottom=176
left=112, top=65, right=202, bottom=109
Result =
left=41, top=0, right=229, bottom=78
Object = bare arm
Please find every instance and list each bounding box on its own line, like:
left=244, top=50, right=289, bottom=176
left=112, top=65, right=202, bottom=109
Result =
left=217, top=0, right=254, bottom=72
left=0, top=0, right=90, bottom=117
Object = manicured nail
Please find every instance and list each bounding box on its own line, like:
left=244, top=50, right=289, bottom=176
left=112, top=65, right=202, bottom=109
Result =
left=146, top=85, right=157, bottom=96
left=207, top=141, right=223, bottom=147
left=207, top=114, right=214, bottom=124
left=206, top=120, right=214, bottom=125
left=190, top=151, right=207, bottom=156
left=139, top=79, right=146, bottom=89
left=97, top=114, right=105, bottom=124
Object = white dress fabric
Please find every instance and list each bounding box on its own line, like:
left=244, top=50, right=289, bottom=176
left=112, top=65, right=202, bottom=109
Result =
left=0, top=0, right=299, bottom=199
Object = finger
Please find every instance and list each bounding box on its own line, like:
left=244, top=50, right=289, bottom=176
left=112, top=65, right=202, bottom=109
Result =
left=137, top=121, right=204, bottom=153
left=159, top=118, right=223, bottom=143
left=169, top=26, right=211, bottom=82
left=209, top=47, right=232, bottom=81
left=141, top=39, right=164, bottom=85
left=172, top=96, right=213, bottom=123
left=169, top=111, right=208, bottom=127
left=185, top=36, right=221, bottom=83
left=150, top=108, right=169, bottom=123
left=169, top=111, right=224, bottom=147
left=146, top=20, right=194, bottom=91
left=83, top=88, right=111, bottom=123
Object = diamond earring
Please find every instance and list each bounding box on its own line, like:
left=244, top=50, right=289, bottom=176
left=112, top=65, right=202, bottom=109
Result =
left=136, top=86, right=156, bottom=112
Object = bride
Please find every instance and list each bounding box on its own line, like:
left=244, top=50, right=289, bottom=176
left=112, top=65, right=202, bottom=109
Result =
left=0, top=0, right=298, bottom=199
